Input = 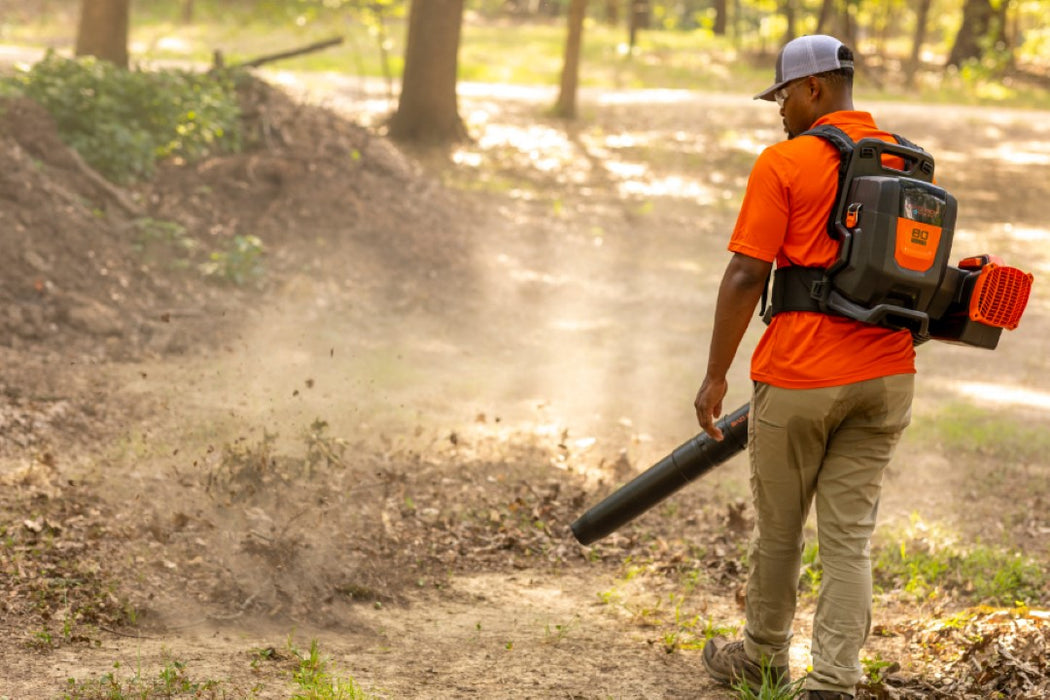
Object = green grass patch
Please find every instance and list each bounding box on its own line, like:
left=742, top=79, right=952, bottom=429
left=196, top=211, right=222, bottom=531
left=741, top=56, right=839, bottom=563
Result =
left=799, top=540, right=821, bottom=595
left=63, top=659, right=223, bottom=699
left=796, top=517, right=1045, bottom=606
left=730, top=664, right=805, bottom=699
left=291, top=639, right=375, bottom=700
left=872, top=516, right=1045, bottom=605
left=907, top=402, right=1050, bottom=464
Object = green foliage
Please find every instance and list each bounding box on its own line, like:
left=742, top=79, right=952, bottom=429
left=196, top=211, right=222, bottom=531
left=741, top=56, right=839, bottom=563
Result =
left=63, top=659, right=221, bottom=699
left=872, top=518, right=1045, bottom=605
left=796, top=519, right=1044, bottom=606
left=132, top=217, right=198, bottom=269
left=13, top=4, right=1048, bottom=108
left=5, top=52, right=242, bottom=183
left=200, top=234, right=266, bottom=286
left=799, top=541, right=821, bottom=594
left=908, top=402, right=1050, bottom=463
left=862, top=653, right=897, bottom=685
left=730, top=663, right=805, bottom=699
left=291, top=639, right=374, bottom=700
left=295, top=0, right=406, bottom=23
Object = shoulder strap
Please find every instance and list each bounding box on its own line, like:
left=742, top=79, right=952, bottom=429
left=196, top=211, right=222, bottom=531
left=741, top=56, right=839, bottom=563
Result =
left=892, top=133, right=923, bottom=151
left=800, top=125, right=855, bottom=239
left=760, top=125, right=855, bottom=321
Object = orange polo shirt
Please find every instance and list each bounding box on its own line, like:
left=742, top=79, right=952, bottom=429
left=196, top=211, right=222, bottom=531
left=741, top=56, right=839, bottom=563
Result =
left=730, top=111, right=916, bottom=389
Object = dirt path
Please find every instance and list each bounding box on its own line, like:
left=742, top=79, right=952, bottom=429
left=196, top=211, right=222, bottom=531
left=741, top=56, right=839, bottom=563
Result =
left=1, top=80, right=1048, bottom=699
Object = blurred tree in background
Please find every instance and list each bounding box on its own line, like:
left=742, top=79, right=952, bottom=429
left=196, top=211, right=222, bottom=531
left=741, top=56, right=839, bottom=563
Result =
left=387, top=0, right=468, bottom=142
left=75, top=0, right=130, bottom=67
left=52, top=0, right=1050, bottom=84
left=553, top=0, right=588, bottom=118
left=21, top=0, right=1046, bottom=144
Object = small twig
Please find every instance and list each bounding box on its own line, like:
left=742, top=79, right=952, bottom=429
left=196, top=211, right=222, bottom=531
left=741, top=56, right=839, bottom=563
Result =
left=98, top=625, right=159, bottom=639
left=277, top=506, right=312, bottom=539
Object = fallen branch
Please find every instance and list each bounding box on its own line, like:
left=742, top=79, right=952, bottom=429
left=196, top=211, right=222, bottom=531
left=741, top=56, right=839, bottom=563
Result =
left=215, top=36, right=345, bottom=70
left=65, top=147, right=145, bottom=218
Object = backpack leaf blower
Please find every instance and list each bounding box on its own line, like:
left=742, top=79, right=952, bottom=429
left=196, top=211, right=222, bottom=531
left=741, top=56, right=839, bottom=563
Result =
left=569, top=254, right=1033, bottom=546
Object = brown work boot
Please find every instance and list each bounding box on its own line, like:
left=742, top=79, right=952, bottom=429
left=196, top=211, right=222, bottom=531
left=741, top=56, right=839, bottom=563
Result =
left=804, top=691, right=853, bottom=699
left=701, top=637, right=790, bottom=692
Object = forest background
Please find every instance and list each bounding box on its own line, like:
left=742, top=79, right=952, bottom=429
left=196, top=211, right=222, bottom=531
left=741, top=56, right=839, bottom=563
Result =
left=6, top=0, right=1050, bottom=118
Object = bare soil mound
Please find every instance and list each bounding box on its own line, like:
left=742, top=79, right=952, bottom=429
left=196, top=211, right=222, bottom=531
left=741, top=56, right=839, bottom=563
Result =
left=0, top=75, right=478, bottom=458
left=0, top=77, right=474, bottom=358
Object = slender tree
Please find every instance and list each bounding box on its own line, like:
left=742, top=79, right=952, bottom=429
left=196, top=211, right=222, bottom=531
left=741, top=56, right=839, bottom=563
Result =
left=388, top=0, right=467, bottom=143
left=994, top=0, right=1015, bottom=68
left=75, top=0, right=130, bottom=68
left=906, top=0, right=932, bottom=86
left=815, top=0, right=855, bottom=46
left=713, top=0, right=727, bottom=36
left=628, top=0, right=649, bottom=50
left=816, top=0, right=834, bottom=33
left=553, top=0, right=588, bottom=119
left=780, top=0, right=798, bottom=43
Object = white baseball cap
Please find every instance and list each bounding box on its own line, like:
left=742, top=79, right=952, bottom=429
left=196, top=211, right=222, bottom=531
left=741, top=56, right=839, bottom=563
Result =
left=754, top=35, right=854, bottom=101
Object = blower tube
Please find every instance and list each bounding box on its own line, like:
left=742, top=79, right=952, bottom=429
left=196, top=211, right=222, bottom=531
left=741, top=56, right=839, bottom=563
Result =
left=570, top=403, right=750, bottom=546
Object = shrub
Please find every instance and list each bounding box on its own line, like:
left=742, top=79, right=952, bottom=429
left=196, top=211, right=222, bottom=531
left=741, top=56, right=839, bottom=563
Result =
left=5, top=51, right=242, bottom=183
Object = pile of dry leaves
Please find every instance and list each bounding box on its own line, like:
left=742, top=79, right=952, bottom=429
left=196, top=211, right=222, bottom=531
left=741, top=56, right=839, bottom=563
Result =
left=860, top=607, right=1049, bottom=699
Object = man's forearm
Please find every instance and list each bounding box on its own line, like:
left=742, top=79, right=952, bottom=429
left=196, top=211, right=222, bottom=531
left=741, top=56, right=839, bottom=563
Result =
left=705, top=254, right=772, bottom=381
left=695, top=253, right=772, bottom=436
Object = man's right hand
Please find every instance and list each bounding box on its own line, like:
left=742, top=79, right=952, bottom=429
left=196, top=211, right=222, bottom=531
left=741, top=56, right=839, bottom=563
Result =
left=694, top=376, right=729, bottom=441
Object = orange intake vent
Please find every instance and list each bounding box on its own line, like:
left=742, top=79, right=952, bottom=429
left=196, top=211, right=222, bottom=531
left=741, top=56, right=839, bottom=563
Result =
left=969, top=265, right=1033, bottom=330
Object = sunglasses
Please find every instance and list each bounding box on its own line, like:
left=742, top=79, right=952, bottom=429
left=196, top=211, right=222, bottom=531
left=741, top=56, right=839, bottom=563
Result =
left=774, top=79, right=802, bottom=108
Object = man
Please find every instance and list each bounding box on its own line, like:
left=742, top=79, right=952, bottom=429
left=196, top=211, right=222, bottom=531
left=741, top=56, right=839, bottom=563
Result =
left=693, top=35, right=916, bottom=700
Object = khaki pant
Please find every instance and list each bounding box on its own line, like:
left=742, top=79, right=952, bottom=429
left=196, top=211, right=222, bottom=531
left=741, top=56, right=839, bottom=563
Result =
left=742, top=374, right=914, bottom=694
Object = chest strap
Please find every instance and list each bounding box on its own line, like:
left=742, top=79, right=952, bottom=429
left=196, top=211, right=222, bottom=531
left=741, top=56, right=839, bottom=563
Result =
left=769, top=266, right=833, bottom=318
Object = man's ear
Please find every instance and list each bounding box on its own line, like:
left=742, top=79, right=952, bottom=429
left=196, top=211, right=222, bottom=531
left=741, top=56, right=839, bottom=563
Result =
left=803, top=75, right=822, bottom=102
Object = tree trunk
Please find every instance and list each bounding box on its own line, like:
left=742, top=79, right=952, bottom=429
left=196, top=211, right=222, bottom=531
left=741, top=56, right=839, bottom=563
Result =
left=628, top=0, right=649, bottom=50
left=815, top=0, right=833, bottom=34
left=905, top=0, right=931, bottom=86
left=603, top=0, right=618, bottom=25
left=181, top=0, right=194, bottom=24
left=713, top=0, right=727, bottom=36
left=994, top=0, right=1015, bottom=68
left=74, top=0, right=130, bottom=68
left=553, top=0, right=587, bottom=119
left=839, top=0, right=858, bottom=49
left=388, top=0, right=467, bottom=144
left=946, top=0, right=994, bottom=68
left=780, top=0, right=797, bottom=43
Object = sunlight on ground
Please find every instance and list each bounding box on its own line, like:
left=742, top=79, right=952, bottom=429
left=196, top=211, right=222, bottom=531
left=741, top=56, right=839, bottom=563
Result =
left=946, top=380, right=1050, bottom=410
left=951, top=224, right=1050, bottom=278
left=618, top=172, right=722, bottom=201
left=593, top=88, right=697, bottom=106
left=476, top=123, right=573, bottom=173
left=1003, top=224, right=1050, bottom=242
left=974, top=139, right=1050, bottom=166
left=132, top=36, right=192, bottom=55
left=455, top=116, right=725, bottom=201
